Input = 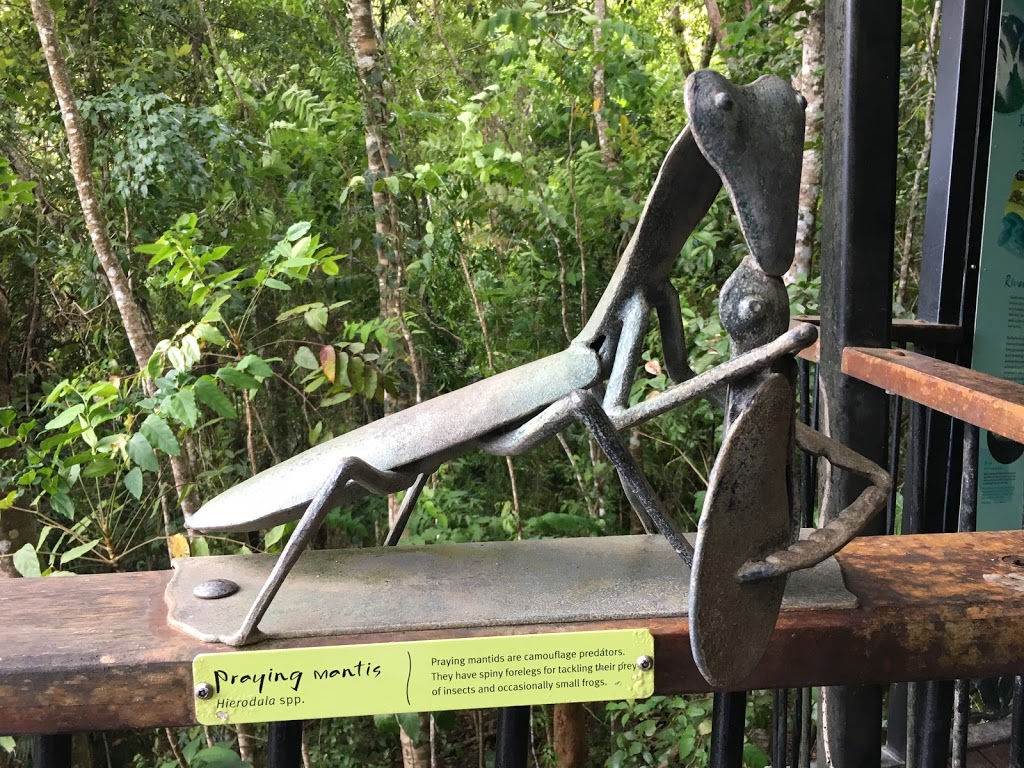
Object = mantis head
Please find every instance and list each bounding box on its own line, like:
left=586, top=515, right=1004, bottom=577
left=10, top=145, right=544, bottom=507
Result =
left=685, top=70, right=807, bottom=277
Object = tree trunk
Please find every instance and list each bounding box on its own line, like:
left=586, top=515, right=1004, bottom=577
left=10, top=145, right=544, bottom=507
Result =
left=704, top=0, right=724, bottom=40
left=347, top=2, right=428, bottom=765
left=786, top=6, right=824, bottom=284
left=699, top=0, right=724, bottom=67
left=554, top=702, right=588, bottom=768
left=347, top=0, right=423, bottom=411
left=668, top=5, right=696, bottom=78
left=592, top=0, right=616, bottom=168
left=30, top=0, right=200, bottom=518
left=896, top=0, right=941, bottom=306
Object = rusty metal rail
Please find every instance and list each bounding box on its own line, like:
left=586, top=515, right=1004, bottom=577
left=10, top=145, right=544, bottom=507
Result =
left=4, top=529, right=1024, bottom=735
left=842, top=346, right=1024, bottom=442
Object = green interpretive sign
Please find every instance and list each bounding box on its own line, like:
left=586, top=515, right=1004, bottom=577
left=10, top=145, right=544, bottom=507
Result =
left=192, top=629, right=654, bottom=724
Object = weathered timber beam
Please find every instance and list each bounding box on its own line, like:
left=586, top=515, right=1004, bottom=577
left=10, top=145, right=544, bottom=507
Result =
left=843, top=346, right=1024, bottom=442
left=4, top=530, right=1024, bottom=734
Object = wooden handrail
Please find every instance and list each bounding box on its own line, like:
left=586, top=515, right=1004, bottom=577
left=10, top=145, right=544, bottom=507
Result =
left=4, top=530, right=1024, bottom=734
left=843, top=346, right=1024, bottom=442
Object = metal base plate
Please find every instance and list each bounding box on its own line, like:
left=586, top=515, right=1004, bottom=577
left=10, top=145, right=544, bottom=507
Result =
left=167, top=534, right=855, bottom=644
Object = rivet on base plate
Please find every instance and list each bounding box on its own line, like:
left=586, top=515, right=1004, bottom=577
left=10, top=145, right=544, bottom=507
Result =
left=194, top=579, right=239, bottom=600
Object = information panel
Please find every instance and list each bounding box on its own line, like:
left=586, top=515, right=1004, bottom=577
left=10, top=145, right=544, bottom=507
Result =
left=193, top=629, right=654, bottom=725
left=974, top=0, right=1024, bottom=529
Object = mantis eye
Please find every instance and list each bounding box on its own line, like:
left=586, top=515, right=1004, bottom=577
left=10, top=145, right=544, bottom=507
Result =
left=741, top=298, right=764, bottom=320
left=714, top=92, right=734, bottom=111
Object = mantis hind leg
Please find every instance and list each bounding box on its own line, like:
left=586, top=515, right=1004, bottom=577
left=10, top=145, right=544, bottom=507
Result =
left=222, top=457, right=418, bottom=646
left=383, top=472, right=429, bottom=547
left=568, top=388, right=694, bottom=568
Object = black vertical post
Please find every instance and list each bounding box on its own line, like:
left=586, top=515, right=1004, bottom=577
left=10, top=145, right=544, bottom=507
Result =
left=33, top=735, right=72, bottom=768
left=1013, top=676, right=1024, bottom=768
left=267, top=721, right=303, bottom=768
left=495, top=706, right=530, bottom=768
left=907, top=1, right=1000, bottom=764
left=709, top=692, right=746, bottom=768
left=772, top=689, right=788, bottom=768
left=818, top=1, right=900, bottom=766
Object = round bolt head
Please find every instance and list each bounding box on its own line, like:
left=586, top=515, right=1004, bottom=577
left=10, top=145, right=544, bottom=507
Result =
left=636, top=655, right=654, bottom=672
left=193, top=578, right=239, bottom=600
left=195, top=683, right=214, bottom=700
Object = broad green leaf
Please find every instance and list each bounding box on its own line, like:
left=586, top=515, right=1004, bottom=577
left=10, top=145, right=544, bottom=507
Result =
left=85, top=381, right=118, bottom=400
left=289, top=236, right=312, bottom=258
left=61, top=539, right=100, bottom=565
left=304, top=306, right=328, bottom=333
left=191, top=537, right=210, bottom=557
left=294, top=346, right=319, bottom=370
left=167, top=346, right=187, bottom=372
left=363, top=367, right=378, bottom=398
left=127, top=432, right=159, bottom=472
left=264, top=523, right=289, bottom=549
left=81, top=457, right=117, bottom=478
left=0, top=735, right=15, bottom=753
left=216, top=366, right=260, bottom=390
left=141, top=414, right=180, bottom=456
left=743, top=744, right=770, bottom=768
left=191, top=744, right=250, bottom=767
left=349, top=356, right=364, bottom=390
left=182, top=335, right=202, bottom=366
left=13, top=543, right=41, bottom=577
left=194, top=376, right=237, bottom=419
left=165, top=388, right=199, bottom=428
left=194, top=323, right=227, bottom=346
left=0, top=490, right=15, bottom=509
left=263, top=278, right=291, bottom=291
left=0, top=436, right=16, bottom=449
left=50, top=491, right=74, bottom=519
left=45, top=403, right=84, bottom=430
left=237, top=354, right=274, bottom=379
left=285, top=221, right=311, bottom=242
left=396, top=712, right=421, bottom=742
left=320, top=391, right=353, bottom=407
left=124, top=467, right=143, bottom=499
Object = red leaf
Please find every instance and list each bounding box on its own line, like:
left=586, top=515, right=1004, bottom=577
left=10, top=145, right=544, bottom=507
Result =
left=320, top=345, right=337, bottom=383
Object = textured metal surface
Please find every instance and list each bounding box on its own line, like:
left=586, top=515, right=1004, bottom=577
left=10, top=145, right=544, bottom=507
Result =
left=843, top=347, right=1024, bottom=443
left=817, top=0, right=901, bottom=759
left=686, top=71, right=805, bottom=277
left=188, top=345, right=600, bottom=532
left=690, top=374, right=793, bottom=688
left=166, top=535, right=855, bottom=644
left=710, top=691, right=747, bottom=766
left=738, top=421, right=891, bottom=581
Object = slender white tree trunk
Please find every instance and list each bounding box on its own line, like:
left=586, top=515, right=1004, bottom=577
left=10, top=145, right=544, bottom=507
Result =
left=30, top=0, right=200, bottom=517
left=787, top=6, right=824, bottom=284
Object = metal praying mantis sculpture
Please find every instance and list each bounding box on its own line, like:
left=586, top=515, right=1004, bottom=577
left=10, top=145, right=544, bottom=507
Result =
left=183, top=70, right=891, bottom=687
